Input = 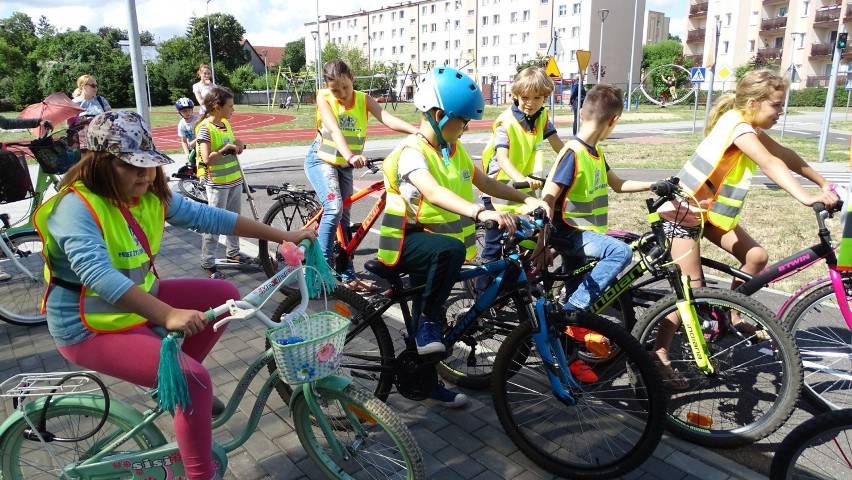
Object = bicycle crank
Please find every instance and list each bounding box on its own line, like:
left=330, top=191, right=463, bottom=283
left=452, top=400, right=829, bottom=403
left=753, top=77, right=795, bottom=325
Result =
left=393, top=348, right=438, bottom=400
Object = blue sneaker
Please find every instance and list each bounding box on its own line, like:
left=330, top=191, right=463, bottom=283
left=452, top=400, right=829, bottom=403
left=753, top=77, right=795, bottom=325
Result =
left=427, top=382, right=467, bottom=408
left=415, top=319, right=445, bottom=355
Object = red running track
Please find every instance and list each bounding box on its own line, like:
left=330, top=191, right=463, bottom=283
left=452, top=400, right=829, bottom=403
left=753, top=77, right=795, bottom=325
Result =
left=150, top=112, right=492, bottom=151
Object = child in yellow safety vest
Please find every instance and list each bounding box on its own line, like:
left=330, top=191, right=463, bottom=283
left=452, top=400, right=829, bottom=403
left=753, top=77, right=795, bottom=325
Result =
left=650, top=69, right=838, bottom=389
left=305, top=59, right=418, bottom=293
left=377, top=67, right=550, bottom=407
left=195, top=86, right=248, bottom=279
left=477, top=67, right=565, bottom=292
left=531, top=84, right=653, bottom=384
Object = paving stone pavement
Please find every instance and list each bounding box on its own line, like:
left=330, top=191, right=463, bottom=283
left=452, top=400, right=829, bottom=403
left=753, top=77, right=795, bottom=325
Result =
left=0, top=224, right=769, bottom=480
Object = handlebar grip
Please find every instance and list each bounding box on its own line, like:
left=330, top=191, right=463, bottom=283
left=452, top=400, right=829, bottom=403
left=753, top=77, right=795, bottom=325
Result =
left=650, top=179, right=676, bottom=197
left=483, top=219, right=499, bottom=230
left=812, top=202, right=826, bottom=213
left=509, top=181, right=531, bottom=189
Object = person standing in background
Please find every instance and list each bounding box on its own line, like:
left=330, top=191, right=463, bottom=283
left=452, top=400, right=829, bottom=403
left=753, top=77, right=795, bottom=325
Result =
left=72, top=75, right=111, bottom=117
left=193, top=64, right=218, bottom=116
left=569, top=80, right=586, bottom=135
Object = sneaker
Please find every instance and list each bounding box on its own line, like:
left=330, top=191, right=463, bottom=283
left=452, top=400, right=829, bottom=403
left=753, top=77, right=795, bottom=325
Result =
left=426, top=381, right=467, bottom=408
left=415, top=319, right=445, bottom=355
left=565, top=326, right=611, bottom=358
left=569, top=359, right=599, bottom=384
left=0, top=266, right=9, bottom=282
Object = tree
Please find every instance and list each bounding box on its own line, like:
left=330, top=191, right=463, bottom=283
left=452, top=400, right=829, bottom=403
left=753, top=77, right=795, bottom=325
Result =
left=0, top=13, right=40, bottom=107
left=36, top=15, right=55, bottom=37
left=642, top=39, right=687, bottom=97
left=281, top=38, right=306, bottom=73
left=140, top=31, right=155, bottom=46
left=187, top=13, right=248, bottom=72
left=516, top=53, right=548, bottom=74
left=97, top=26, right=128, bottom=49
left=149, top=36, right=203, bottom=101
left=229, top=64, right=258, bottom=93
left=320, top=43, right=370, bottom=89
left=734, top=53, right=780, bottom=81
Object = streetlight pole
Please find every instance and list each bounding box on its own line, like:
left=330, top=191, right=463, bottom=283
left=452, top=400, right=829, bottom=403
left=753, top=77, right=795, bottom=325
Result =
left=315, top=0, right=322, bottom=90
left=206, top=0, right=216, bottom=84
left=263, top=51, right=270, bottom=111
left=311, top=30, right=321, bottom=91
left=705, top=17, right=722, bottom=118
left=626, top=0, right=638, bottom=110
left=597, top=9, right=609, bottom=84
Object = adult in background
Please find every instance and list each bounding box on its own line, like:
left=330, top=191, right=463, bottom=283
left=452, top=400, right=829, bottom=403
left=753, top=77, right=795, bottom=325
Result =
left=72, top=75, right=111, bottom=117
left=569, top=80, right=586, bottom=135
left=193, top=64, right=218, bottom=116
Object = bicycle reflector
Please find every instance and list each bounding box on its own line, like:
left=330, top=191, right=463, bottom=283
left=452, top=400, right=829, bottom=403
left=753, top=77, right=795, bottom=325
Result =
left=686, top=412, right=714, bottom=428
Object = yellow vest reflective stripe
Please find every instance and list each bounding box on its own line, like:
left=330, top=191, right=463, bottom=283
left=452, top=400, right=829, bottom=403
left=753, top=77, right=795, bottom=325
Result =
left=33, top=182, right=163, bottom=333
left=677, top=110, right=756, bottom=232
left=481, top=109, right=548, bottom=214
left=198, top=118, right=242, bottom=185
left=378, top=135, right=477, bottom=265
left=554, top=139, right=609, bottom=233
left=316, top=90, right=368, bottom=166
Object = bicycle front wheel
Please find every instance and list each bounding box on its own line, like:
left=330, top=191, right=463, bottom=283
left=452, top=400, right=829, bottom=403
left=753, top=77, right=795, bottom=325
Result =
left=784, top=280, right=852, bottom=411
left=0, top=231, right=47, bottom=326
left=268, top=286, right=395, bottom=404
left=769, top=408, right=852, bottom=479
left=177, top=177, right=207, bottom=203
left=632, top=287, right=802, bottom=448
left=290, top=382, right=426, bottom=480
left=0, top=398, right=158, bottom=479
left=258, top=194, right=322, bottom=277
left=492, top=312, right=666, bottom=479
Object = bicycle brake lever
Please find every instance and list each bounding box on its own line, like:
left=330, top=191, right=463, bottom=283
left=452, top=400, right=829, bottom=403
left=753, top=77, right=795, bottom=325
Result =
left=212, top=299, right=255, bottom=331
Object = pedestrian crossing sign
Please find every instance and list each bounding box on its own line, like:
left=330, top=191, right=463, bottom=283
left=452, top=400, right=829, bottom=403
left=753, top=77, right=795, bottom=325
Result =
left=690, top=67, right=707, bottom=84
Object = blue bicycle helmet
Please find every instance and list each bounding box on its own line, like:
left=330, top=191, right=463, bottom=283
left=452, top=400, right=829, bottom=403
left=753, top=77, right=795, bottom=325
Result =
left=174, top=97, right=194, bottom=110
left=413, top=67, right=484, bottom=162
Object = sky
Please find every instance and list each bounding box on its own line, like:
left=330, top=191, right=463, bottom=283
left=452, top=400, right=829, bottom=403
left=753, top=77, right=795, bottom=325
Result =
left=1, top=0, right=687, bottom=47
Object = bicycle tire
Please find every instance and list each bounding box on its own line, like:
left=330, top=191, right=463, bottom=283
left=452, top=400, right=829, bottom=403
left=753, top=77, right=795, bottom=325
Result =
left=632, top=287, right=802, bottom=448
left=0, top=397, right=159, bottom=479
left=783, top=279, right=852, bottom=411
left=492, top=311, right=666, bottom=479
left=258, top=194, right=322, bottom=278
left=769, top=408, right=852, bottom=479
left=177, top=177, right=207, bottom=203
left=0, top=231, right=47, bottom=326
left=290, top=382, right=426, bottom=480
left=268, top=286, right=395, bottom=403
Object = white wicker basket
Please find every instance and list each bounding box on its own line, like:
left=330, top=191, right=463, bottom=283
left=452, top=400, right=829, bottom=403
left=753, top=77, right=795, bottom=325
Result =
left=267, top=311, right=350, bottom=385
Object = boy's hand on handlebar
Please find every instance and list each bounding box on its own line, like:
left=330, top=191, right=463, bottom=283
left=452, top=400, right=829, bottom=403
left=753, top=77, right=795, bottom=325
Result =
left=286, top=228, right=317, bottom=244
left=164, top=308, right=209, bottom=337
left=479, top=210, right=517, bottom=237
left=521, top=198, right=552, bottom=221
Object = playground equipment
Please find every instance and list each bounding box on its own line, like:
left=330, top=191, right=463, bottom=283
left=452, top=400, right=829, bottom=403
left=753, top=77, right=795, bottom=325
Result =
left=638, top=64, right=696, bottom=107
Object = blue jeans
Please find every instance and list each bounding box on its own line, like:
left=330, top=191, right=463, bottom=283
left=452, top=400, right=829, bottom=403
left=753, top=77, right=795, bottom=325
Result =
left=304, top=141, right=358, bottom=281
left=550, top=227, right=632, bottom=311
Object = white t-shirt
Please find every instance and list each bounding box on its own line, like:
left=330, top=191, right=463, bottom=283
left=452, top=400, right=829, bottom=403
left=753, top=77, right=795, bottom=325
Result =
left=177, top=114, right=200, bottom=143
left=193, top=81, right=217, bottom=105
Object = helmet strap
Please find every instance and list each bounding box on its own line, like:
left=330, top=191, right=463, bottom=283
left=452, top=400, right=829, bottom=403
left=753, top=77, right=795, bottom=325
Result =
left=425, top=113, right=451, bottom=166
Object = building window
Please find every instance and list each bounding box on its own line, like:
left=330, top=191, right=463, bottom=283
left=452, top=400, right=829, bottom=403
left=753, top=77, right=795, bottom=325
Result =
left=522, top=32, right=529, bottom=43
left=541, top=0, right=548, bottom=3
left=573, top=3, right=581, bottom=14
left=493, top=35, right=500, bottom=45
left=400, top=10, right=404, bottom=19
left=523, top=10, right=531, bottom=21
left=748, top=40, right=754, bottom=53
left=422, top=6, right=427, bottom=14
left=431, top=41, right=436, bottom=50
left=482, top=0, right=488, bottom=4
left=570, top=50, right=576, bottom=60
left=445, top=41, right=449, bottom=49
left=795, top=32, right=804, bottom=48
left=494, top=14, right=500, bottom=24
left=802, top=1, right=810, bottom=16
left=422, top=43, right=427, bottom=52
left=539, top=20, right=548, bottom=28
left=468, top=9, right=475, bottom=16
left=493, top=56, right=499, bottom=65
left=422, top=25, right=428, bottom=33
left=539, top=43, right=547, bottom=49
left=725, top=13, right=731, bottom=26
left=482, top=16, right=488, bottom=25
left=558, top=5, right=567, bottom=16
left=510, top=33, right=518, bottom=44
left=431, top=4, right=436, bottom=13
left=722, top=41, right=729, bottom=54
left=432, top=23, right=437, bottom=32
left=454, top=39, right=460, bottom=48
left=522, top=53, right=530, bottom=62
left=509, top=54, right=517, bottom=64
left=511, top=12, right=518, bottom=22
left=482, top=56, right=489, bottom=66
left=468, top=29, right=474, bottom=34
left=572, top=26, right=580, bottom=37
left=482, top=36, right=489, bottom=46
left=779, top=6, right=788, bottom=17
left=454, top=20, right=460, bottom=30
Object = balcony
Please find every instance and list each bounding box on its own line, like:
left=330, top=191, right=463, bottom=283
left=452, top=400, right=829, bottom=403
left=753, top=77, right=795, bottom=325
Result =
left=686, top=28, right=706, bottom=44
left=762, top=0, right=788, bottom=4
left=809, top=43, right=834, bottom=58
left=760, top=16, right=787, bottom=33
left=806, top=74, right=847, bottom=88
left=845, top=4, right=852, bottom=23
left=689, top=1, right=709, bottom=18
left=814, top=6, right=841, bottom=27
left=685, top=54, right=704, bottom=66
left=757, top=47, right=783, bottom=59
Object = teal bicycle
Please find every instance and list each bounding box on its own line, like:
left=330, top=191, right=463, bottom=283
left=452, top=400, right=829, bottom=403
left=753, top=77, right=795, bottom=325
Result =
left=0, top=242, right=425, bottom=479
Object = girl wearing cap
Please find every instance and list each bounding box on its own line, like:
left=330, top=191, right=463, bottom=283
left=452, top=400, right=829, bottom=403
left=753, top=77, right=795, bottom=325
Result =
left=377, top=67, right=550, bottom=408
left=306, top=59, right=417, bottom=292
left=33, top=110, right=315, bottom=480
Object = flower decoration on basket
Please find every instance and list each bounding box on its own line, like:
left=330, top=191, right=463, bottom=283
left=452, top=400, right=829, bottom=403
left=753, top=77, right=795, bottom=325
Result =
left=316, top=342, right=337, bottom=362
left=296, top=362, right=316, bottom=382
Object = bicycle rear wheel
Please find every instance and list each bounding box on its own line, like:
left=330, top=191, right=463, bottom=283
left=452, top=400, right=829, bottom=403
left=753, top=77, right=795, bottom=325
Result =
left=291, top=382, right=426, bottom=479
left=177, top=177, right=207, bottom=203
left=0, top=231, right=46, bottom=326
left=769, top=408, right=852, bottom=479
left=268, top=286, right=395, bottom=403
left=258, top=194, right=322, bottom=277
left=0, top=397, right=158, bottom=479
left=783, top=280, right=852, bottom=411
left=492, top=311, right=666, bottom=479
left=632, top=287, right=802, bottom=448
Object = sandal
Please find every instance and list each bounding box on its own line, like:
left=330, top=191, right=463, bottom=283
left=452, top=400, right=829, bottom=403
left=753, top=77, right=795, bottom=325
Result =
left=225, top=253, right=255, bottom=265
left=341, top=278, right=381, bottom=293
left=652, top=356, right=689, bottom=390
left=203, top=266, right=226, bottom=280
left=732, top=321, right=771, bottom=342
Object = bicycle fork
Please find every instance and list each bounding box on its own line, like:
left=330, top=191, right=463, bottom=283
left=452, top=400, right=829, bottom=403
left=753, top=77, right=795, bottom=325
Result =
left=674, top=274, right=715, bottom=375
left=531, top=298, right=581, bottom=405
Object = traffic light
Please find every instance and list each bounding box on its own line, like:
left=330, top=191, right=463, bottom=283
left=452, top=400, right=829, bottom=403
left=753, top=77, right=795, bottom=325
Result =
left=839, top=33, right=848, bottom=49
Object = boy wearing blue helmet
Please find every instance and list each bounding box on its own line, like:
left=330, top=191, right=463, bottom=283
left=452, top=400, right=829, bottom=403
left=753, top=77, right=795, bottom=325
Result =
left=175, top=97, right=199, bottom=168
left=377, top=67, right=551, bottom=407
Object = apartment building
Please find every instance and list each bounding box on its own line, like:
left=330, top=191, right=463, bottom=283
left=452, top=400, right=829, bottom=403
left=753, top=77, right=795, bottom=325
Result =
left=306, top=0, right=645, bottom=99
left=645, top=10, right=671, bottom=44
left=686, top=0, right=852, bottom=90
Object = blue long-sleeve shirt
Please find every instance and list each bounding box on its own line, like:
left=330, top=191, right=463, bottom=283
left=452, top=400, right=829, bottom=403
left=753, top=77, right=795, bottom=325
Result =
left=45, top=191, right=238, bottom=346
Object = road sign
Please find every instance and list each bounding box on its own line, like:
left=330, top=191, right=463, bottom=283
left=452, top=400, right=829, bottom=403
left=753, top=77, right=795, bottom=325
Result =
left=690, top=67, right=707, bottom=83
left=717, top=65, right=732, bottom=81
left=546, top=56, right=562, bottom=78
left=846, top=79, right=852, bottom=91
left=577, top=50, right=592, bottom=72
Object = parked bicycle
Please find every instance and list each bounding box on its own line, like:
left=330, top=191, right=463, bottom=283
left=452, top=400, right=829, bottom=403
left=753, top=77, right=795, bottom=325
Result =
left=0, top=240, right=425, bottom=479
left=0, top=129, right=79, bottom=326
left=769, top=408, right=852, bottom=479
left=268, top=211, right=667, bottom=478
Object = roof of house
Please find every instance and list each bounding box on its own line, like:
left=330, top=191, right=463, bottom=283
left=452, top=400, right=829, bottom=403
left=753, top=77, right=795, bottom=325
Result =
left=241, top=38, right=285, bottom=67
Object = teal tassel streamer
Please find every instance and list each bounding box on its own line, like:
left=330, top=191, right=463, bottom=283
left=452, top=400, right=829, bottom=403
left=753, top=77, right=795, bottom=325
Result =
left=156, top=334, right=190, bottom=415
left=304, top=240, right=337, bottom=298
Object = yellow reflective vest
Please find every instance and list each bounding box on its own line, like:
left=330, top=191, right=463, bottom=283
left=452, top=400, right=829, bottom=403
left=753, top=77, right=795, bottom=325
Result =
left=316, top=90, right=368, bottom=166
left=197, top=118, right=243, bottom=185
left=481, top=108, right=548, bottom=214
left=677, top=110, right=757, bottom=232
left=34, top=183, right=163, bottom=333
left=550, top=139, right=609, bottom=233
left=377, top=135, right=477, bottom=265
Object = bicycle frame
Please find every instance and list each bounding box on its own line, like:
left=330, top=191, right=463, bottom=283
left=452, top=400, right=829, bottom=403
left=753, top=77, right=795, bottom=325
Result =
left=303, top=180, right=386, bottom=260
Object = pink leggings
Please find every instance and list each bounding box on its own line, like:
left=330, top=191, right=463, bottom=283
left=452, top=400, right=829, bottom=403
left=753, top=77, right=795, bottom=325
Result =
left=58, top=278, right=240, bottom=480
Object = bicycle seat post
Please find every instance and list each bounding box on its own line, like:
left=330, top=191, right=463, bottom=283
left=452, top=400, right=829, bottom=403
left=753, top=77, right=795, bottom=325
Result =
left=0, top=213, right=10, bottom=229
